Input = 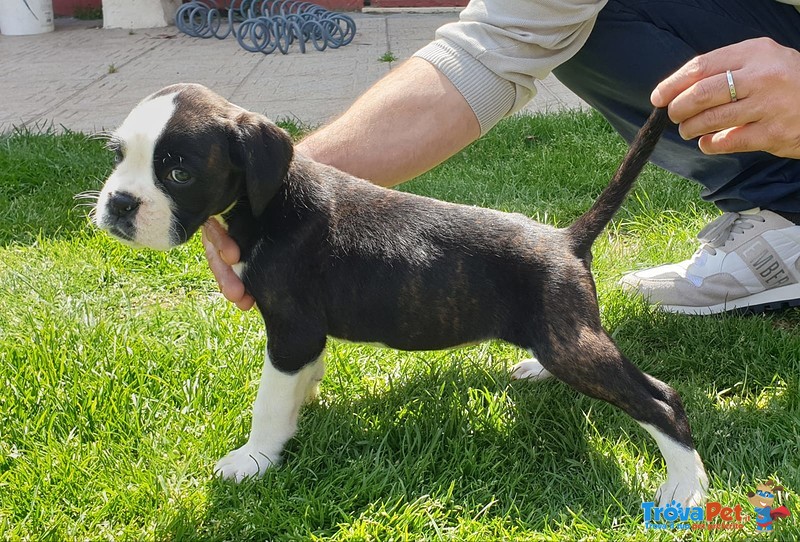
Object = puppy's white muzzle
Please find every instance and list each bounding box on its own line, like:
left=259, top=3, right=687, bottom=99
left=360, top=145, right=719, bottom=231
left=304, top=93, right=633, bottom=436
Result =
left=95, top=92, right=180, bottom=250
left=95, top=169, right=175, bottom=251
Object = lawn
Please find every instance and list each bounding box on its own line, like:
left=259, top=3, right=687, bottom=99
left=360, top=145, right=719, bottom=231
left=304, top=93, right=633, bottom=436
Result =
left=1, top=111, right=798, bottom=541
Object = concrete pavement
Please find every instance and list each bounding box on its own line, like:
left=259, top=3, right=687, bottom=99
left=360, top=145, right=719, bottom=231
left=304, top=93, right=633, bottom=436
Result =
left=0, top=13, right=585, bottom=134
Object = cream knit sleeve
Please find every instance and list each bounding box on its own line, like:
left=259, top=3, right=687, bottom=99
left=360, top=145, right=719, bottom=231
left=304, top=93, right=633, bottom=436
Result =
left=414, top=0, right=607, bottom=135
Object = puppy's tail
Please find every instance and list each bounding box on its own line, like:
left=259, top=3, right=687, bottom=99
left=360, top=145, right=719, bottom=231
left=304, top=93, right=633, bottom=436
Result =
left=567, top=107, right=670, bottom=257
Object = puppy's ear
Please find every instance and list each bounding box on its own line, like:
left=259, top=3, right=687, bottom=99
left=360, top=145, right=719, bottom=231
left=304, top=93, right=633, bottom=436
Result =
left=230, top=111, right=294, bottom=216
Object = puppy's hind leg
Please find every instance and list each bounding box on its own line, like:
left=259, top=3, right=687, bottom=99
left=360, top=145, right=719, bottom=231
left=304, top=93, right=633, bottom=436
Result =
left=214, top=348, right=326, bottom=482
left=535, top=326, right=708, bottom=506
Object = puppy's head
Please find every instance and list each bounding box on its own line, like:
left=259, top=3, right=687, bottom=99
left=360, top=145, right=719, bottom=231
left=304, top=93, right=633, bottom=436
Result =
left=94, top=83, right=293, bottom=250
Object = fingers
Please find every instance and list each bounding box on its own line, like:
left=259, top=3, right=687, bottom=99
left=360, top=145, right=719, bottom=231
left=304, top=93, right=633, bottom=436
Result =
left=202, top=217, right=240, bottom=266
left=201, top=220, right=256, bottom=311
left=697, top=124, right=770, bottom=156
left=235, top=294, right=256, bottom=312
left=666, top=70, right=747, bottom=126
left=651, top=44, right=745, bottom=108
left=650, top=40, right=758, bottom=143
left=651, top=38, right=800, bottom=159
left=675, top=98, right=759, bottom=141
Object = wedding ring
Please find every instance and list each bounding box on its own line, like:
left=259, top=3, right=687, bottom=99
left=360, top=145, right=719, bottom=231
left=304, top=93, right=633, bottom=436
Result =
left=726, top=70, right=738, bottom=103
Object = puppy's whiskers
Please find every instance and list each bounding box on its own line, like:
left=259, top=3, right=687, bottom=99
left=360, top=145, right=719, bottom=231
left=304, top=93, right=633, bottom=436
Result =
left=102, top=135, right=123, bottom=154
left=172, top=220, right=188, bottom=245
left=90, top=130, right=115, bottom=142
left=74, top=190, right=101, bottom=201
left=74, top=190, right=100, bottom=204
left=74, top=190, right=102, bottom=218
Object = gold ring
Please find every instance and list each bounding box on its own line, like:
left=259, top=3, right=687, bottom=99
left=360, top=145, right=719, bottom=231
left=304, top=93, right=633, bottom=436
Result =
left=726, top=70, right=738, bottom=103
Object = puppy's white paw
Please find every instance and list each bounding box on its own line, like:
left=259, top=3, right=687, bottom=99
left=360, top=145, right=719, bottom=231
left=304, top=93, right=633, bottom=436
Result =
left=510, top=358, right=553, bottom=381
left=655, top=458, right=709, bottom=507
left=214, top=443, right=279, bottom=482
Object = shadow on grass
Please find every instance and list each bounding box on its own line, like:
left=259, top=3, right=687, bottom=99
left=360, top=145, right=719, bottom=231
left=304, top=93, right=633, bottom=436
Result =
left=168, top=348, right=668, bottom=539
left=5, top=116, right=798, bottom=539
left=157, top=304, right=799, bottom=540
left=605, top=300, right=800, bottom=518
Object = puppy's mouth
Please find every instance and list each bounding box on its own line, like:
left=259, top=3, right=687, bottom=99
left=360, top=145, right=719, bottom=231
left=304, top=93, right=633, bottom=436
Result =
left=94, top=184, right=190, bottom=251
left=99, top=220, right=142, bottom=248
left=96, top=209, right=181, bottom=251
left=106, top=224, right=139, bottom=245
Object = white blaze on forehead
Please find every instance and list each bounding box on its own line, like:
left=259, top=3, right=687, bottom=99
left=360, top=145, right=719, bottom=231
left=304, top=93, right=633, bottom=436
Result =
left=115, top=91, right=180, bottom=147
left=109, top=91, right=179, bottom=198
left=95, top=91, right=181, bottom=250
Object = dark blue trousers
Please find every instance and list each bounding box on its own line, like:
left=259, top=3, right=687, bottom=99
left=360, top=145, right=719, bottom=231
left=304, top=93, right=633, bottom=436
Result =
left=553, top=0, right=800, bottom=213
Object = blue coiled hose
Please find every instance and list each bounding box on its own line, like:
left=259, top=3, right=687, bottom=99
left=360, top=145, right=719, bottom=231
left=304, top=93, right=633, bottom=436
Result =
left=175, top=0, right=357, bottom=55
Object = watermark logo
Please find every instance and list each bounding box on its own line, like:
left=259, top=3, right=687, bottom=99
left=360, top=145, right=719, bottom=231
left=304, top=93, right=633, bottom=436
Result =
left=641, top=479, right=791, bottom=532
left=747, top=479, right=791, bottom=532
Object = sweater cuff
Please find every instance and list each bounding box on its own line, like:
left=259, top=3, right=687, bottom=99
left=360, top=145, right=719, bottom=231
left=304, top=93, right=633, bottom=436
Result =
left=414, top=39, right=518, bottom=136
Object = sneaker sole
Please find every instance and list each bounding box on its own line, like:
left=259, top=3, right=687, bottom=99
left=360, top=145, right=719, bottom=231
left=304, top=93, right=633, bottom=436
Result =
left=656, top=283, right=800, bottom=315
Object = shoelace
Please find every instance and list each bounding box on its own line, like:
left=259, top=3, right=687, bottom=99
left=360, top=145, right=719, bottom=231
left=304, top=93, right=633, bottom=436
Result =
left=696, top=212, right=766, bottom=256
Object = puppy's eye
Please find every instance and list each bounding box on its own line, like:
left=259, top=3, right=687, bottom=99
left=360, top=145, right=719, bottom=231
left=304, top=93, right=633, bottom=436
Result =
left=113, top=149, right=123, bottom=165
left=167, top=168, right=192, bottom=184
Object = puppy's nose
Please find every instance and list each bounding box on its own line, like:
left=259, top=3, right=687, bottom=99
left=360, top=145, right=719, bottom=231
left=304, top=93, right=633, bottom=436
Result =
left=107, top=191, right=141, bottom=218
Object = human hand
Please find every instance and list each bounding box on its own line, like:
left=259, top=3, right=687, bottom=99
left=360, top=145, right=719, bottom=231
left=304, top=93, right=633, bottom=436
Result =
left=201, top=218, right=256, bottom=311
left=651, top=37, right=800, bottom=159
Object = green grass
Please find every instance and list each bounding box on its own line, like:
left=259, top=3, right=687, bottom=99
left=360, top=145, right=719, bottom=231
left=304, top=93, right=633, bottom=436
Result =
left=1, top=111, right=799, bottom=540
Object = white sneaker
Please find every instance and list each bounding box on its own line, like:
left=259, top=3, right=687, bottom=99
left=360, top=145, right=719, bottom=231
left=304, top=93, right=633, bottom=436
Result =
left=620, top=209, right=800, bottom=314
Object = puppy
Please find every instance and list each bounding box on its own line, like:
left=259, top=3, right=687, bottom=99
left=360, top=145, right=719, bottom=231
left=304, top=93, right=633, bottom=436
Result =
left=95, top=83, right=708, bottom=505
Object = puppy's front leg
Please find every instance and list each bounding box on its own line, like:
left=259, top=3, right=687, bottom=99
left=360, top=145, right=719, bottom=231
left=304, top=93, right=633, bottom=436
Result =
left=510, top=354, right=553, bottom=381
left=214, top=349, right=325, bottom=482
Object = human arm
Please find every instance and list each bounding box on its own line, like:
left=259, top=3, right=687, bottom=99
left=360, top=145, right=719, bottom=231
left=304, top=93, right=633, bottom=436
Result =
left=200, top=57, right=482, bottom=309
left=298, top=0, right=608, bottom=182
left=298, top=57, right=481, bottom=187
left=202, top=0, right=607, bottom=307
left=651, top=37, right=800, bottom=158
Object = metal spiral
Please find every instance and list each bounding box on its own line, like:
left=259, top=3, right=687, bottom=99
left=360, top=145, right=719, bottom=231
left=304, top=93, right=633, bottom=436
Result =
left=175, top=1, right=357, bottom=55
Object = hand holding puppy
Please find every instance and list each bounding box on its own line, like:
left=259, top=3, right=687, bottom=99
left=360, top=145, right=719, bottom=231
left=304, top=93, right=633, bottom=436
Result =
left=202, top=218, right=255, bottom=311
